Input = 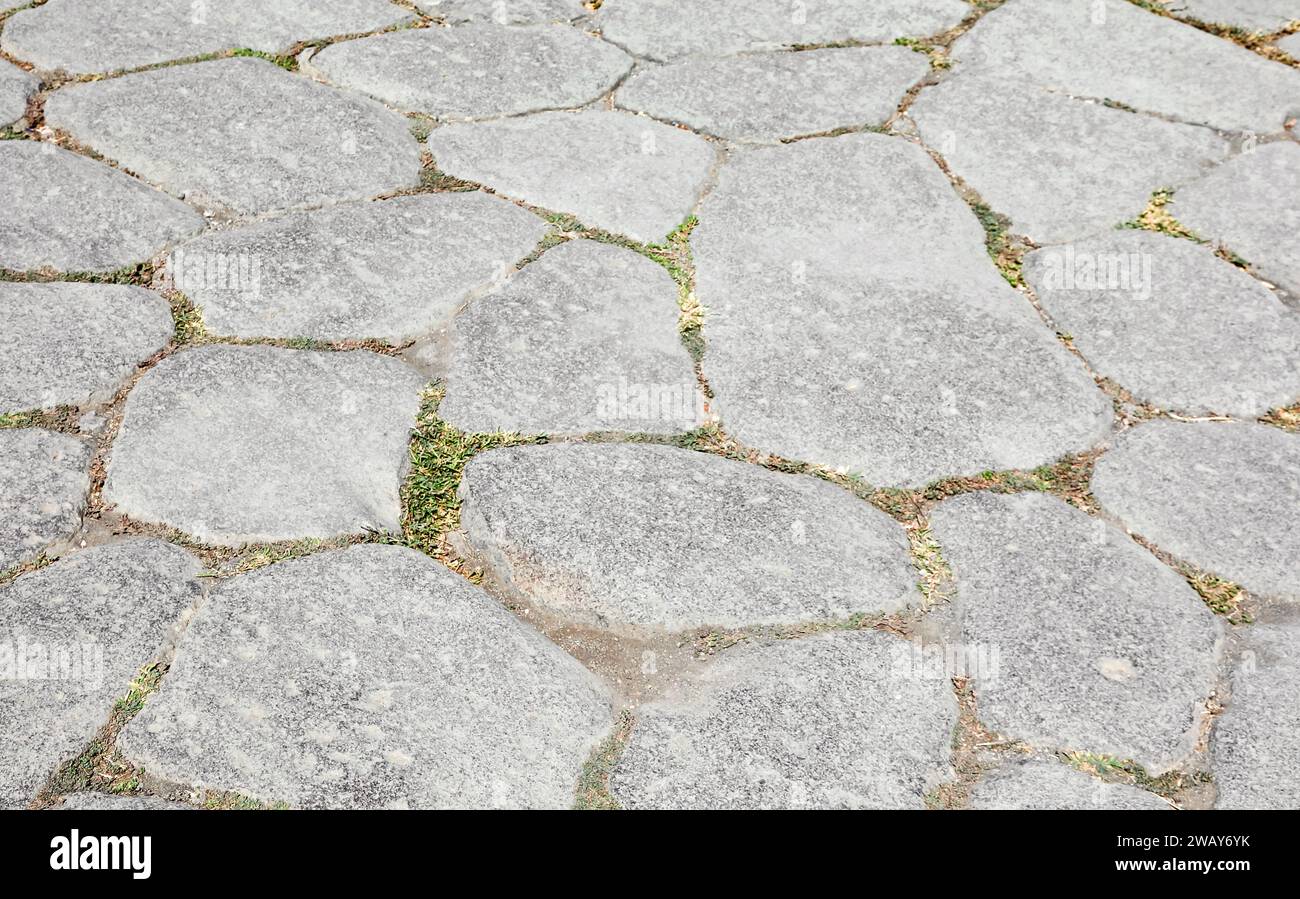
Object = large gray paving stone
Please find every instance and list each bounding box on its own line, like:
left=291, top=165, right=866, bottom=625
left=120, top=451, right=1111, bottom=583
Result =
left=615, top=46, right=927, bottom=142
left=931, top=492, right=1224, bottom=773
left=429, top=0, right=586, bottom=23
left=426, top=109, right=715, bottom=244
left=1172, top=142, right=1300, bottom=303
left=1213, top=618, right=1300, bottom=809
left=306, top=23, right=631, bottom=120
left=0, top=429, right=90, bottom=573
left=909, top=75, right=1229, bottom=244
left=694, top=132, right=1112, bottom=486
left=949, top=0, right=1300, bottom=134
left=968, top=759, right=1170, bottom=810
left=57, top=793, right=192, bottom=810
left=44, top=57, right=423, bottom=217
left=610, top=631, right=958, bottom=809
left=0, top=539, right=202, bottom=809
left=0, top=59, right=37, bottom=127
left=119, top=544, right=613, bottom=809
left=596, top=0, right=969, bottom=61
left=441, top=240, right=701, bottom=434
left=102, top=345, right=426, bottom=545
left=458, top=443, right=918, bottom=633
left=1, top=0, right=409, bottom=75
left=171, top=193, right=547, bottom=341
left=1023, top=230, right=1300, bottom=417
left=1176, top=0, right=1298, bottom=31
left=1280, top=32, right=1300, bottom=56
left=1, top=282, right=174, bottom=413
left=0, top=142, right=204, bottom=272
left=1091, top=421, right=1300, bottom=601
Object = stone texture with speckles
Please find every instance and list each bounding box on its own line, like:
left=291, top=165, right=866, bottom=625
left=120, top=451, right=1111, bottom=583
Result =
left=102, top=345, right=426, bottom=545
left=306, top=24, right=632, bottom=120
left=0, top=429, right=91, bottom=573
left=0, top=141, right=204, bottom=273
left=58, top=793, right=194, bottom=810
left=441, top=240, right=702, bottom=434
left=1177, top=0, right=1299, bottom=32
left=118, top=544, right=613, bottom=809
left=1, top=282, right=174, bottom=413
left=931, top=491, right=1223, bottom=773
left=44, top=57, right=423, bottom=216
left=610, top=631, right=958, bottom=808
left=0, top=539, right=202, bottom=809
left=969, top=760, right=1170, bottom=810
left=1091, top=421, right=1300, bottom=601
left=426, top=109, right=715, bottom=244
left=0, top=58, right=37, bottom=127
left=432, top=0, right=586, bottom=24
left=457, top=443, right=919, bottom=633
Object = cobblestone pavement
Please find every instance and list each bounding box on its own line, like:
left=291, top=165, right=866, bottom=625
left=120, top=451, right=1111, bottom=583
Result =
left=1, top=0, right=1297, bottom=811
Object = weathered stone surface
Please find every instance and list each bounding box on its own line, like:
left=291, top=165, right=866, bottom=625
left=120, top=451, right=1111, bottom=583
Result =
left=0, top=539, right=201, bottom=809
left=441, top=240, right=701, bottom=434
left=1172, top=142, right=1300, bottom=303
left=615, top=46, right=927, bottom=142
left=1091, top=421, right=1300, bottom=601
left=458, top=444, right=918, bottom=632
left=306, top=24, right=631, bottom=120
left=931, top=492, right=1223, bottom=773
left=1, top=283, right=173, bottom=413
left=596, top=0, right=968, bottom=61
left=694, top=132, right=1111, bottom=486
left=103, top=345, right=425, bottom=545
left=44, top=57, right=423, bottom=216
left=1, top=0, right=408, bottom=75
left=426, top=110, right=714, bottom=243
left=58, top=793, right=192, bottom=810
left=0, top=59, right=37, bottom=127
left=610, top=631, right=957, bottom=809
left=1213, top=617, right=1300, bottom=809
left=968, top=760, right=1170, bottom=810
left=172, top=193, right=547, bottom=341
left=119, top=544, right=612, bottom=809
left=0, top=141, right=204, bottom=272
left=0, top=429, right=90, bottom=572
left=949, top=0, right=1300, bottom=133
left=909, top=75, right=1229, bottom=244
left=1279, top=32, right=1300, bottom=57
left=430, top=0, right=585, bottom=24
left=1023, top=230, right=1300, bottom=416
left=1177, top=0, right=1298, bottom=31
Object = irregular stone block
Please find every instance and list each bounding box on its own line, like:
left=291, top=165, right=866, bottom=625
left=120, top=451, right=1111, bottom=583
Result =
left=969, top=759, right=1170, bottom=810
left=0, top=58, right=37, bottom=127
left=0, top=429, right=91, bottom=572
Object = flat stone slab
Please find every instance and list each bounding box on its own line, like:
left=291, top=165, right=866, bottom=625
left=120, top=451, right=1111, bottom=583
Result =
left=1, top=282, right=174, bottom=413
left=1177, top=0, right=1298, bottom=31
left=1172, top=142, right=1300, bottom=303
left=432, top=0, right=585, bottom=24
left=1, top=0, right=409, bottom=75
left=0, top=429, right=90, bottom=572
left=441, top=240, right=701, bottom=434
left=909, top=75, right=1228, bottom=244
left=615, top=46, right=927, bottom=142
left=458, top=444, right=918, bottom=633
left=171, top=193, right=547, bottom=341
left=968, top=760, right=1169, bottom=810
left=426, top=110, right=714, bottom=244
left=119, top=544, right=613, bottom=809
left=0, top=59, right=37, bottom=127
left=1213, top=618, right=1300, bottom=809
left=44, top=57, right=423, bottom=216
left=0, top=141, right=204, bottom=272
left=1091, top=421, right=1300, bottom=601
left=949, top=0, right=1300, bottom=134
left=58, top=793, right=192, bottom=810
left=1023, top=230, right=1300, bottom=416
left=306, top=24, right=632, bottom=120
left=1279, top=32, right=1300, bottom=56
left=103, top=345, right=425, bottom=545
left=596, top=0, right=968, bottom=61
left=931, top=492, right=1223, bottom=773
left=610, top=631, right=958, bottom=809
left=0, top=539, right=201, bottom=809
left=694, top=132, right=1111, bottom=486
